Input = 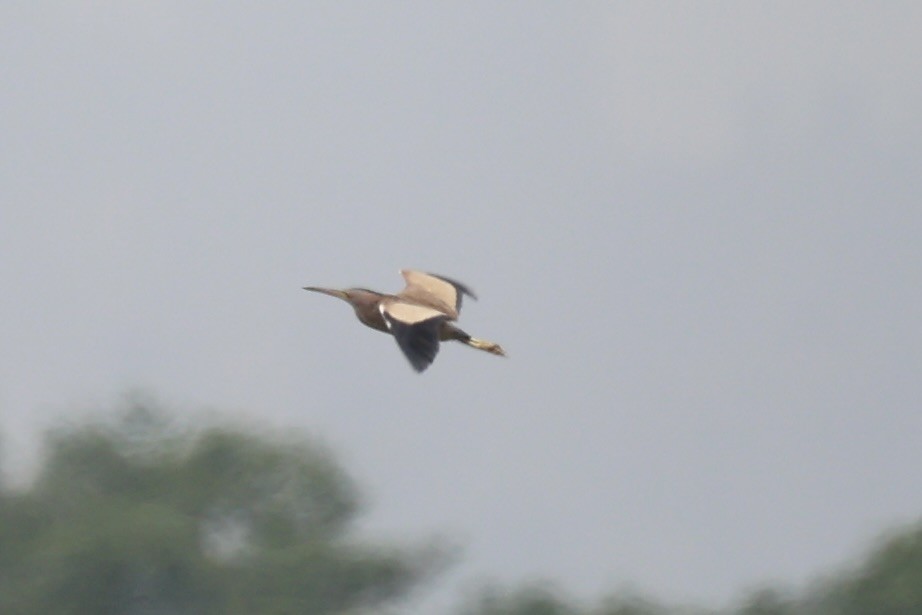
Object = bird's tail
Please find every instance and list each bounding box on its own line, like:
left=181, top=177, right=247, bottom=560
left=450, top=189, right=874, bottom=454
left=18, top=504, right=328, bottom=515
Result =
left=462, top=336, right=506, bottom=357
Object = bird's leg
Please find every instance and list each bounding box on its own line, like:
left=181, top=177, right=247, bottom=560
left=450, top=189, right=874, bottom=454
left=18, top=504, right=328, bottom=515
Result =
left=444, top=325, right=506, bottom=357
left=464, top=336, right=506, bottom=357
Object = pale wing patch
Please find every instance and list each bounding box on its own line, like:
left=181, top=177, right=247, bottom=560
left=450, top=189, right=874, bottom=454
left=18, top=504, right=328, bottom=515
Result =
left=399, top=270, right=476, bottom=319
left=382, top=300, right=446, bottom=326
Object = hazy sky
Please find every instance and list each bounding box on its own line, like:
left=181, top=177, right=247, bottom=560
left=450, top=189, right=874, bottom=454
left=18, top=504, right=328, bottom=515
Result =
left=3, top=3, right=921, bottom=611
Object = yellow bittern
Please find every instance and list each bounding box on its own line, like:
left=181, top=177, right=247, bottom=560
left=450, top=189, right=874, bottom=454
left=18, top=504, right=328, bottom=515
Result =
left=304, top=270, right=505, bottom=372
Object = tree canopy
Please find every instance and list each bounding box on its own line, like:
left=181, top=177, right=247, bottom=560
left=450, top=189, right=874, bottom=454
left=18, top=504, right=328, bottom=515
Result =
left=0, top=402, right=441, bottom=614
left=2, top=399, right=921, bottom=615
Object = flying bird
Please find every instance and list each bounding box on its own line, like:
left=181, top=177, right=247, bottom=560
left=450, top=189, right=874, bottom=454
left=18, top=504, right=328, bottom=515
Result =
left=304, top=270, right=506, bottom=372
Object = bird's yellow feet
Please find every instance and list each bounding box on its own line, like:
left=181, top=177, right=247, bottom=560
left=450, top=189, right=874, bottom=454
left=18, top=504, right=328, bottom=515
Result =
left=467, top=337, right=506, bottom=357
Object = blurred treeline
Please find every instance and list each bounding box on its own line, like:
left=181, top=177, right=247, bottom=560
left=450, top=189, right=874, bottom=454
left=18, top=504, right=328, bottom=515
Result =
left=1, top=401, right=920, bottom=614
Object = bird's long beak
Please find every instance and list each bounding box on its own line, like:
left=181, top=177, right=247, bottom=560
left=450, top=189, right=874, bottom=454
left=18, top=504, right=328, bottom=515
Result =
left=303, top=287, right=349, bottom=301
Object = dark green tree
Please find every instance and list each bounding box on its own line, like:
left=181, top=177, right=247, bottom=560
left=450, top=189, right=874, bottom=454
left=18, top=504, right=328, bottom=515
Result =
left=735, top=588, right=794, bottom=615
left=0, top=401, right=442, bottom=614
left=596, top=594, right=672, bottom=615
left=456, top=584, right=674, bottom=615
left=457, top=583, right=579, bottom=615
left=810, top=521, right=922, bottom=615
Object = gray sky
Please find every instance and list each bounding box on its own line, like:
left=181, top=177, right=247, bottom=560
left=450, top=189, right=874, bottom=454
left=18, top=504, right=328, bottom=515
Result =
left=2, top=2, right=921, bottom=611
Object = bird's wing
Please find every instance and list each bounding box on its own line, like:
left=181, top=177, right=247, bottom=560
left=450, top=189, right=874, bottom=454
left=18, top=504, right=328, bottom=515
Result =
left=380, top=300, right=448, bottom=372
left=397, top=270, right=477, bottom=320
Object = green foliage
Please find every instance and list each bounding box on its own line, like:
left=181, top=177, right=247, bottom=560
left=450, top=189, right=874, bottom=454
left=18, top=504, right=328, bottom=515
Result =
left=457, top=584, right=676, bottom=615
left=0, top=402, right=440, bottom=614
left=597, top=594, right=672, bottom=615
left=458, top=583, right=580, bottom=615
left=812, top=522, right=922, bottom=615
left=4, top=399, right=922, bottom=615
left=455, top=521, right=922, bottom=615
left=735, top=588, right=794, bottom=615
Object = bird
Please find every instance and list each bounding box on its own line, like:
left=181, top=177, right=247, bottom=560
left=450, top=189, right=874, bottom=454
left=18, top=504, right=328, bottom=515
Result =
left=304, top=269, right=506, bottom=372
